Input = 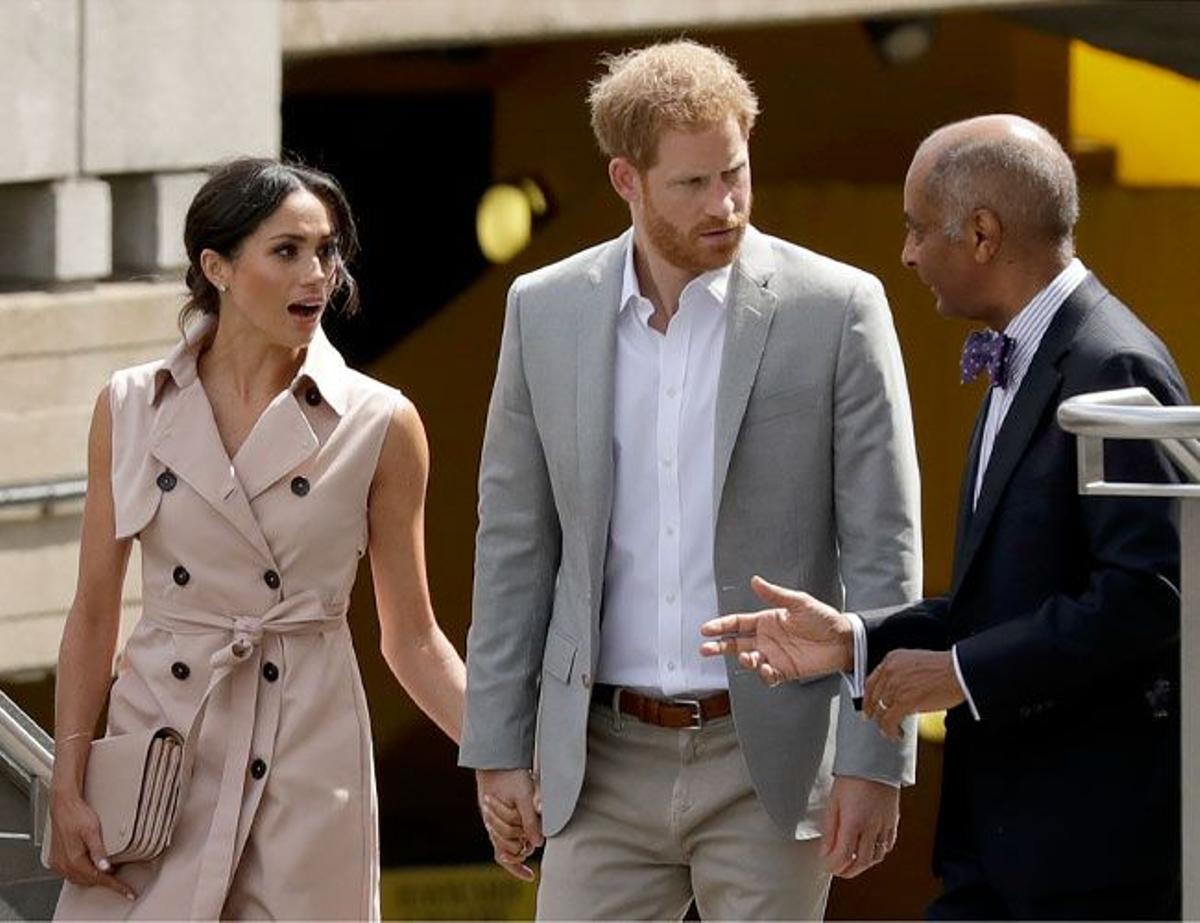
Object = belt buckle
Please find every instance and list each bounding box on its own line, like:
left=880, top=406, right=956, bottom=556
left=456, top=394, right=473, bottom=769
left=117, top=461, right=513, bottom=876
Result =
left=675, top=697, right=704, bottom=729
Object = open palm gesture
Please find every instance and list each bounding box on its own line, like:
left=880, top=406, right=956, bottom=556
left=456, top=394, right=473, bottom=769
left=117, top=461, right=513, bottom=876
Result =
left=700, top=576, right=854, bottom=685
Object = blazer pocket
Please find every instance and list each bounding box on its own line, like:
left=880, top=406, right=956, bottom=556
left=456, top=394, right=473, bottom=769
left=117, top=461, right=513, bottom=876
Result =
left=542, top=629, right=578, bottom=685
left=743, top=386, right=812, bottom=427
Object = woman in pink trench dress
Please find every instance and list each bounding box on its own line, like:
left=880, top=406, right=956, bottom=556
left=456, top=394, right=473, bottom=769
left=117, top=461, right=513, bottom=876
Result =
left=45, top=158, right=467, bottom=919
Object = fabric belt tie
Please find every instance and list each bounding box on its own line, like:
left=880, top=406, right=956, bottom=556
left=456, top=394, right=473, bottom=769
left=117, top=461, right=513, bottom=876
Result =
left=143, top=590, right=346, bottom=920
left=593, top=683, right=731, bottom=729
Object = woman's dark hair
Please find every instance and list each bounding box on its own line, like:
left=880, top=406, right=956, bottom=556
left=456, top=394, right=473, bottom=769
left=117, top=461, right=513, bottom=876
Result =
left=180, top=157, right=361, bottom=331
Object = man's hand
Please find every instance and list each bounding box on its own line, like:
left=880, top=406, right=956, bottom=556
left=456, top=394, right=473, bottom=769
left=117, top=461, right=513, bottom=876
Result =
left=863, top=649, right=965, bottom=739
left=820, top=776, right=900, bottom=878
left=475, top=768, right=544, bottom=882
left=700, top=576, right=854, bottom=683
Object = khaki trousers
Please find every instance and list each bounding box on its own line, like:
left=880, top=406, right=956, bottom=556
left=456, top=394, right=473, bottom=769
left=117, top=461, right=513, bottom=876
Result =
left=537, top=704, right=831, bottom=921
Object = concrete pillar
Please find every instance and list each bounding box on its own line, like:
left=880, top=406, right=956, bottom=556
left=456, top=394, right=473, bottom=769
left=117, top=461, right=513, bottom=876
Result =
left=83, top=0, right=281, bottom=174
left=110, top=172, right=208, bottom=273
left=0, top=0, right=78, bottom=184
left=0, top=180, right=112, bottom=283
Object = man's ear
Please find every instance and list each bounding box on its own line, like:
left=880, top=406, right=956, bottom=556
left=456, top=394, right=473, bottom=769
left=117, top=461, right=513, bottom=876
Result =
left=971, top=208, right=1003, bottom=264
left=608, top=158, right=641, bottom=205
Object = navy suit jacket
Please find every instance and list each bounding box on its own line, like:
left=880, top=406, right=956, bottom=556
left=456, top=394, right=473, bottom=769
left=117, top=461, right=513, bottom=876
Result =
left=866, top=273, right=1187, bottom=898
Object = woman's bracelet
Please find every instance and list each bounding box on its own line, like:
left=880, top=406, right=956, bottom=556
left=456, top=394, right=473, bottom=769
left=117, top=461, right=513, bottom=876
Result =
left=57, top=731, right=92, bottom=745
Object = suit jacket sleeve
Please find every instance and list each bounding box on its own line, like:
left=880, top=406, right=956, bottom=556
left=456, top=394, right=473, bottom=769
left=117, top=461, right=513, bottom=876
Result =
left=955, top=349, right=1186, bottom=716
left=459, top=277, right=562, bottom=769
left=861, top=596, right=952, bottom=673
left=827, top=275, right=923, bottom=785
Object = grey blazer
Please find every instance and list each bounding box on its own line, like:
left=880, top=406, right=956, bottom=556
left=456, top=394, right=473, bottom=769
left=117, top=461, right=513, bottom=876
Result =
left=460, top=227, right=922, bottom=838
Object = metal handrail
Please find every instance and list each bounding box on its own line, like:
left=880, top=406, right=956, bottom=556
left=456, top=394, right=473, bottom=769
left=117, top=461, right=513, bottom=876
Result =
left=0, top=691, right=53, bottom=788
left=1058, top=387, right=1200, bottom=492
left=0, top=477, right=87, bottom=510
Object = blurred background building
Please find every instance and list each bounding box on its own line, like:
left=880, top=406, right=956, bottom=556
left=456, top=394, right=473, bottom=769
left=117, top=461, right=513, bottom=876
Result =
left=2, top=0, right=1198, bottom=918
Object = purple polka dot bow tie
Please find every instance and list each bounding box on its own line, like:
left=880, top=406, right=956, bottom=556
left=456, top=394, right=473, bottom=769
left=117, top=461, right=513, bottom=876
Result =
left=960, top=329, right=1014, bottom=388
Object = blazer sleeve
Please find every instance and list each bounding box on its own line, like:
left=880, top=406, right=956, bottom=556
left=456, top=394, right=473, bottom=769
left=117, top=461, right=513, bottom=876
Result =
left=955, top=349, right=1187, bottom=715
left=828, top=275, right=923, bottom=784
left=459, top=277, right=562, bottom=770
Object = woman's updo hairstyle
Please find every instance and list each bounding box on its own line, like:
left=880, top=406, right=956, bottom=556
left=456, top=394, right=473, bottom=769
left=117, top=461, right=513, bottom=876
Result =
left=180, top=157, right=361, bottom=331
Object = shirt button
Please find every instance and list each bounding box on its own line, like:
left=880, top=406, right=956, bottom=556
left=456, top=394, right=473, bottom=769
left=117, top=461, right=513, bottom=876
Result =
left=171, top=661, right=190, bottom=681
left=249, top=758, right=268, bottom=780
left=156, top=470, right=177, bottom=492
left=290, top=476, right=310, bottom=497
left=666, top=386, right=679, bottom=398
left=262, top=662, right=280, bottom=683
left=305, top=386, right=322, bottom=407
left=666, top=592, right=677, bottom=604
left=667, top=661, right=676, bottom=672
left=662, top=458, right=673, bottom=468
left=263, top=570, right=281, bottom=590
left=173, top=565, right=190, bottom=586
left=665, top=525, right=676, bottom=537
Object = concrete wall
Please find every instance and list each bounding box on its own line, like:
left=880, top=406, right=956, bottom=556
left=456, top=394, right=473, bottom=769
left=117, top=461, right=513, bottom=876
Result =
left=0, top=0, right=281, bottom=283
left=0, top=283, right=181, bottom=676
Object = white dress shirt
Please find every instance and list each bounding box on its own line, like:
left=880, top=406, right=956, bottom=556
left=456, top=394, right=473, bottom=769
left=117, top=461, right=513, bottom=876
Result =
left=850, top=259, right=1089, bottom=720
left=595, top=234, right=731, bottom=696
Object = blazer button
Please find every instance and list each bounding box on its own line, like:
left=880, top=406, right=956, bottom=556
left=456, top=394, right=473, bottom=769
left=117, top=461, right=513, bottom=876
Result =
left=263, top=570, right=281, bottom=590
left=171, top=661, right=190, bottom=681
left=249, top=758, right=268, bottom=780
left=173, top=565, right=190, bottom=586
left=262, top=662, right=279, bottom=683
left=290, top=476, right=310, bottom=497
left=305, top=386, right=322, bottom=407
left=156, top=470, right=177, bottom=492
left=580, top=672, right=592, bottom=689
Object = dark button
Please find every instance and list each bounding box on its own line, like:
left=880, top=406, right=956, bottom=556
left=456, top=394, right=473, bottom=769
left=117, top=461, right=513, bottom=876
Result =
left=263, top=570, right=281, bottom=590
left=290, top=476, right=310, bottom=497
left=156, top=470, right=177, bottom=492
left=305, top=386, right=322, bottom=407
left=171, top=661, right=190, bottom=681
left=262, top=662, right=279, bottom=683
left=249, top=758, right=267, bottom=780
left=173, top=565, right=190, bottom=586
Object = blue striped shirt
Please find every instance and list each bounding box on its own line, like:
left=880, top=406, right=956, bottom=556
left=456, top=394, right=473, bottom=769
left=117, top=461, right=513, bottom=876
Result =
left=972, top=258, right=1089, bottom=506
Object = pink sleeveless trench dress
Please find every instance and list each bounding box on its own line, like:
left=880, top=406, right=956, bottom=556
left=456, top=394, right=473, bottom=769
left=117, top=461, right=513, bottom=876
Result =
left=55, top=317, right=394, bottom=920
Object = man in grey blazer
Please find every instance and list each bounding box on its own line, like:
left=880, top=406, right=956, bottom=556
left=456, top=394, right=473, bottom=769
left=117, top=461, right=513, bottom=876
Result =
left=460, top=40, right=922, bottom=920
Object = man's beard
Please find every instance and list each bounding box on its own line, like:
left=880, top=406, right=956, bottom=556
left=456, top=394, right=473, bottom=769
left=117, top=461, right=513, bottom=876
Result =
left=641, top=187, right=751, bottom=275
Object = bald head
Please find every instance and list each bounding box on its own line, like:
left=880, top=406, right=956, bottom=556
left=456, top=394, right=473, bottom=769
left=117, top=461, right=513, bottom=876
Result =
left=911, top=115, right=1078, bottom=260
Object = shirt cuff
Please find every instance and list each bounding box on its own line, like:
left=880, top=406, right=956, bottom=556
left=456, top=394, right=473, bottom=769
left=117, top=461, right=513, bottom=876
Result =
left=843, top=612, right=867, bottom=697
left=951, top=644, right=981, bottom=721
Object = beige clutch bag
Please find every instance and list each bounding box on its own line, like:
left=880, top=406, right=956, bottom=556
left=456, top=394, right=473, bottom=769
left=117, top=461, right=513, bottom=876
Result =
left=42, top=727, right=186, bottom=868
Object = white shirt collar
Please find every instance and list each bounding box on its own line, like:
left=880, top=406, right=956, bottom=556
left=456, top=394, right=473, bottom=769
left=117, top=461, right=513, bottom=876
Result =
left=618, top=230, right=732, bottom=315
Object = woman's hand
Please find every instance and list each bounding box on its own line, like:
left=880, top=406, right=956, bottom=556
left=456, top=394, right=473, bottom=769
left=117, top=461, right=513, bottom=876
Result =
left=47, top=788, right=136, bottom=900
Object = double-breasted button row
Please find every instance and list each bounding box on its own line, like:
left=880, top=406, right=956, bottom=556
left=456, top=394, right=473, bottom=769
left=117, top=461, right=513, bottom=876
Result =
left=249, top=758, right=268, bottom=780
left=171, top=661, right=190, bottom=681
left=157, top=470, right=177, bottom=492
left=291, top=476, right=310, bottom=497
left=173, top=565, right=190, bottom=586
left=263, top=570, right=281, bottom=590
left=262, top=662, right=279, bottom=683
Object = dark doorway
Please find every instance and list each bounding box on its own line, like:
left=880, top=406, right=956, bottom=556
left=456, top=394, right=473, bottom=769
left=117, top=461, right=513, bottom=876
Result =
left=282, top=91, right=492, bottom=365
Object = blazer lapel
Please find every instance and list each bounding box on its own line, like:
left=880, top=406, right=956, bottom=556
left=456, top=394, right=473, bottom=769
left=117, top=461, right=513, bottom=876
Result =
left=713, top=229, right=778, bottom=509
left=950, top=275, right=1101, bottom=593
left=149, top=380, right=276, bottom=563
left=950, top=398, right=989, bottom=582
left=576, top=235, right=625, bottom=590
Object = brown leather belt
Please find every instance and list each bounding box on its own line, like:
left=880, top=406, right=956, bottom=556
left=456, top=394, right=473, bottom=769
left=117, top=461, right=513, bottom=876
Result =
left=593, top=683, right=731, bottom=729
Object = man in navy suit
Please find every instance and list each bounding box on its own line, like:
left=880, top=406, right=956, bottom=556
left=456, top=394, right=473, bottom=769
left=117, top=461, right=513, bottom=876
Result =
left=701, top=114, right=1187, bottom=919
